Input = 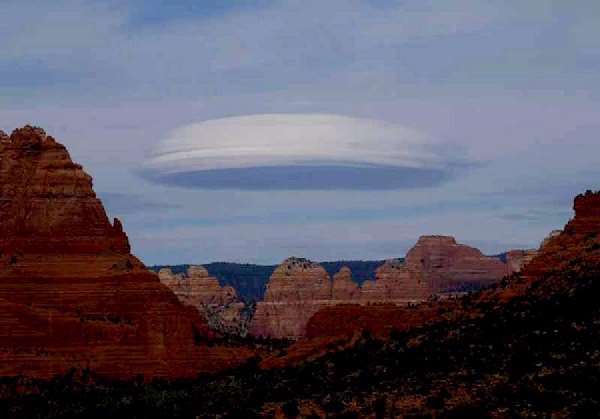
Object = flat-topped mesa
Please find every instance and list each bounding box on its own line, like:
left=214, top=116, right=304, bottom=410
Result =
left=404, top=235, right=509, bottom=293
left=0, top=127, right=251, bottom=380
left=0, top=125, right=130, bottom=255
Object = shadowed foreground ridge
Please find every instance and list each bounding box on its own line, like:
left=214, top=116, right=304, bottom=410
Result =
left=0, top=126, right=250, bottom=381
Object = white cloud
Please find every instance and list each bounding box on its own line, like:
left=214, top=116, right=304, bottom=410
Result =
left=146, top=113, right=445, bottom=172
left=141, top=113, right=466, bottom=189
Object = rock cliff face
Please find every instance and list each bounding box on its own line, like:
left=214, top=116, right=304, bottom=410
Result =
left=158, top=266, right=247, bottom=335
left=0, top=126, right=250, bottom=380
left=249, top=258, right=331, bottom=339
left=403, top=235, right=511, bottom=292
left=0, top=126, right=130, bottom=256
left=518, top=190, right=600, bottom=282
left=158, top=265, right=238, bottom=306
left=505, top=249, right=538, bottom=274
left=250, top=237, right=530, bottom=339
left=331, top=266, right=360, bottom=300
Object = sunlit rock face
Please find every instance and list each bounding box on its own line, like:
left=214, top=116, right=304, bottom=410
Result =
left=249, top=237, right=527, bottom=339
left=402, top=236, right=510, bottom=293
left=158, top=266, right=247, bottom=335
left=249, top=258, right=332, bottom=339
left=0, top=126, right=251, bottom=380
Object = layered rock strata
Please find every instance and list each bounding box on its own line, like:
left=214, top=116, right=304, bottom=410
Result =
left=0, top=126, right=250, bottom=380
left=250, top=237, right=534, bottom=339
left=249, top=258, right=332, bottom=339
left=158, top=266, right=247, bottom=335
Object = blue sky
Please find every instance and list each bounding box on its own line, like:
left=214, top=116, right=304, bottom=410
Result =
left=1, top=0, right=599, bottom=264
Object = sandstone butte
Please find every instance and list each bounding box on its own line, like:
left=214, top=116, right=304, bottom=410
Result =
left=250, top=237, right=536, bottom=339
left=0, top=126, right=252, bottom=381
left=261, top=191, right=600, bottom=368
left=158, top=266, right=246, bottom=334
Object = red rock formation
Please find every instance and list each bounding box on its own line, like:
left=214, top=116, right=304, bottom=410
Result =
left=158, top=266, right=238, bottom=306
left=250, top=237, right=524, bottom=339
left=517, top=190, right=600, bottom=282
left=331, top=266, right=360, bottom=300
left=365, top=258, right=429, bottom=301
left=250, top=257, right=332, bottom=339
left=403, top=236, right=509, bottom=293
left=505, top=249, right=538, bottom=274
left=265, top=192, right=599, bottom=368
left=0, top=126, right=130, bottom=255
left=158, top=266, right=246, bottom=334
left=0, top=126, right=251, bottom=380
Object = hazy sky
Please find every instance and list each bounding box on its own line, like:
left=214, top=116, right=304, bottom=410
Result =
left=2, top=0, right=599, bottom=264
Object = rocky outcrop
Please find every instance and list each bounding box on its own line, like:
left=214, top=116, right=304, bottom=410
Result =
left=158, top=265, right=238, bottom=306
left=304, top=191, right=600, bottom=344
left=0, top=126, right=130, bottom=256
left=331, top=266, right=360, bottom=300
left=366, top=259, right=430, bottom=301
left=249, top=258, right=332, bottom=339
left=250, top=237, right=527, bottom=339
left=158, top=266, right=247, bottom=335
left=402, top=236, right=510, bottom=293
left=540, top=229, right=563, bottom=250
left=505, top=249, right=538, bottom=274
left=0, top=126, right=251, bottom=380
left=520, top=190, right=600, bottom=281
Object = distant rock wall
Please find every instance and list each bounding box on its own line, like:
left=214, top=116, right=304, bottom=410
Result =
left=158, top=266, right=248, bottom=335
left=250, top=237, right=536, bottom=339
left=249, top=258, right=332, bottom=339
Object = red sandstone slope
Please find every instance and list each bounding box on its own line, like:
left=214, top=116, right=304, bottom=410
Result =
left=0, top=126, right=251, bottom=380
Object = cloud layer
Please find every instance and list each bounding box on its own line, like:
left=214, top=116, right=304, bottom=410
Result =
left=142, top=114, right=465, bottom=190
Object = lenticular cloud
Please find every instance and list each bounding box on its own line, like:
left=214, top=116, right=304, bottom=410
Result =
left=141, top=114, right=464, bottom=190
